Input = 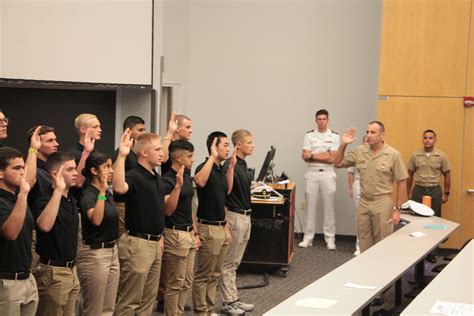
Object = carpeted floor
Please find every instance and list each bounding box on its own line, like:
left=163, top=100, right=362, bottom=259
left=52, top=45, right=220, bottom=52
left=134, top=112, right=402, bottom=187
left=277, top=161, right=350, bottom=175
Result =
left=153, top=235, right=451, bottom=315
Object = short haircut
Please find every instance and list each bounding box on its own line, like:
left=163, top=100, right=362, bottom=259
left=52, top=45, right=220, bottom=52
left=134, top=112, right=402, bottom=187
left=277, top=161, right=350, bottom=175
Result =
left=134, top=133, right=160, bottom=155
left=74, top=113, right=98, bottom=132
left=26, top=125, right=55, bottom=143
left=82, top=151, right=111, bottom=178
left=0, top=147, right=23, bottom=171
left=315, top=109, right=329, bottom=117
left=123, top=116, right=145, bottom=131
left=231, top=129, right=252, bottom=146
left=176, top=114, right=191, bottom=126
left=169, top=140, right=194, bottom=160
left=423, top=129, right=437, bottom=137
left=206, top=131, right=227, bottom=155
left=45, top=151, right=76, bottom=172
left=369, top=120, right=385, bottom=133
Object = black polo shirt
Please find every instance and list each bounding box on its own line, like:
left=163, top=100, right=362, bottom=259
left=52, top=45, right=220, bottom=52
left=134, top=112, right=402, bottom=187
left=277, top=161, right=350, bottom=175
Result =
left=112, top=149, right=138, bottom=203
left=122, top=163, right=165, bottom=235
left=28, top=158, right=52, bottom=210
left=112, top=148, right=138, bottom=172
left=224, top=157, right=252, bottom=211
left=34, top=190, right=79, bottom=261
left=163, top=168, right=194, bottom=227
left=161, top=158, right=172, bottom=176
left=0, top=189, right=34, bottom=272
left=68, top=142, right=85, bottom=165
left=196, top=159, right=227, bottom=221
left=80, top=185, right=119, bottom=244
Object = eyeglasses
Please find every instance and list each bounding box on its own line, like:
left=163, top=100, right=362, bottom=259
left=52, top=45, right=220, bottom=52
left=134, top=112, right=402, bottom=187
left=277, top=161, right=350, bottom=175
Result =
left=0, top=118, right=9, bottom=126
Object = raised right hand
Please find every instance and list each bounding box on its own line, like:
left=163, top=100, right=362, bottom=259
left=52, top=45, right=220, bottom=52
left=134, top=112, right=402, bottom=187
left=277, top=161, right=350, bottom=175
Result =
left=210, top=137, right=218, bottom=158
left=342, top=127, right=357, bottom=144
left=119, top=129, right=133, bottom=157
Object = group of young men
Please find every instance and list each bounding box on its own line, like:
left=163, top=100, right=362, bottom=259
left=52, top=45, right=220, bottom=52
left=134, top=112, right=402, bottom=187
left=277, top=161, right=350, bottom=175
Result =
left=0, top=109, right=256, bottom=316
left=300, top=109, right=451, bottom=259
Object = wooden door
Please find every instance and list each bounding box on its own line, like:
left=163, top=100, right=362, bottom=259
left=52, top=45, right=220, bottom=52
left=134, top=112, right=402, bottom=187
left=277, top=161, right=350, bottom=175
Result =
left=379, top=0, right=471, bottom=97
left=378, top=97, right=464, bottom=248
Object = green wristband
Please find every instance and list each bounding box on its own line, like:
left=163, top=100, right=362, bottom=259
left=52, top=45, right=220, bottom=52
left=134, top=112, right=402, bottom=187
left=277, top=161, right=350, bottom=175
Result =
left=97, top=195, right=107, bottom=201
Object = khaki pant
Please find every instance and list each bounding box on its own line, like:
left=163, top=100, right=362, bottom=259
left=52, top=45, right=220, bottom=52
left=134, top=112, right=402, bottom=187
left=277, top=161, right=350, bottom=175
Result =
left=0, top=274, right=38, bottom=316
left=116, top=233, right=162, bottom=316
left=358, top=194, right=393, bottom=252
left=219, top=212, right=251, bottom=304
left=163, top=228, right=196, bottom=316
left=114, top=201, right=127, bottom=237
left=76, top=244, right=120, bottom=316
left=34, top=264, right=81, bottom=316
left=192, top=224, right=229, bottom=316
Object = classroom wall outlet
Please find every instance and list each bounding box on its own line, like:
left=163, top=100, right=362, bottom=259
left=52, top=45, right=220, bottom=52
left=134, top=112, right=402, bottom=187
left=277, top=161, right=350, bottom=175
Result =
left=300, top=200, right=307, bottom=210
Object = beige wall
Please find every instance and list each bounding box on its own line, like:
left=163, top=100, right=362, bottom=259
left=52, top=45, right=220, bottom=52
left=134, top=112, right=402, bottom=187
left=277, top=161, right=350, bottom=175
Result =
left=0, top=0, right=152, bottom=85
left=163, top=0, right=382, bottom=236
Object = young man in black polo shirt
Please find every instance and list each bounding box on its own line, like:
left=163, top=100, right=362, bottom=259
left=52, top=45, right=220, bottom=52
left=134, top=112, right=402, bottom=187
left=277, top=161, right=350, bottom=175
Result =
left=26, top=125, right=59, bottom=271
left=33, top=151, right=80, bottom=316
left=162, top=140, right=198, bottom=315
left=67, top=113, right=99, bottom=188
left=161, top=114, right=192, bottom=175
left=0, top=147, right=38, bottom=315
left=113, top=131, right=177, bottom=315
left=193, top=131, right=237, bottom=316
left=219, top=129, right=255, bottom=314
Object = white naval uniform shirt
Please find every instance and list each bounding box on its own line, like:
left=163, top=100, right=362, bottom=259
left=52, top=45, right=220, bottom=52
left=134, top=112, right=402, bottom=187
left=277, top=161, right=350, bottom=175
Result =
left=302, top=129, right=340, bottom=168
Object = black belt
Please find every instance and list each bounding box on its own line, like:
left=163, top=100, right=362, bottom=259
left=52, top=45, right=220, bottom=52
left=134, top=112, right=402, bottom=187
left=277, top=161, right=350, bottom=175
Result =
left=197, top=218, right=227, bottom=226
left=128, top=231, right=162, bottom=241
left=39, top=257, right=76, bottom=268
left=165, top=224, right=194, bottom=232
left=0, top=271, right=30, bottom=280
left=84, top=240, right=116, bottom=249
left=229, top=209, right=252, bottom=216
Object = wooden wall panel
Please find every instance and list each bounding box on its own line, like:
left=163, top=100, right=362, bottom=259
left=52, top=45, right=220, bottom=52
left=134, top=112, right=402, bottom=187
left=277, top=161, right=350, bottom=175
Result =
left=467, top=0, right=474, bottom=96
left=378, top=97, right=464, bottom=248
left=461, top=108, right=474, bottom=244
left=379, top=0, right=471, bottom=97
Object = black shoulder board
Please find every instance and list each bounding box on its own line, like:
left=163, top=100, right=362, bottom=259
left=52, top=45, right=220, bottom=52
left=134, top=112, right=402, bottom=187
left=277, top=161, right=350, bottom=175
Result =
left=306, top=129, right=314, bottom=133
left=332, top=130, right=338, bottom=134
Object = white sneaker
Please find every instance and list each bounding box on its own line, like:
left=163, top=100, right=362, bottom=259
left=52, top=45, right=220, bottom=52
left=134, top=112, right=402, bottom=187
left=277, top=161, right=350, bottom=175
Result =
left=353, top=249, right=360, bottom=256
left=221, top=302, right=245, bottom=315
left=233, top=300, right=254, bottom=311
left=298, top=239, right=313, bottom=248
left=326, top=240, right=336, bottom=250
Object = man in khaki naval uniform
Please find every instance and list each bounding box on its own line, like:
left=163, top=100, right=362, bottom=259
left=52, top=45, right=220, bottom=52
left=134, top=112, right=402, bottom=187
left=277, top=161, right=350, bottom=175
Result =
left=407, top=129, right=451, bottom=217
left=407, top=129, right=451, bottom=263
left=334, top=121, right=408, bottom=252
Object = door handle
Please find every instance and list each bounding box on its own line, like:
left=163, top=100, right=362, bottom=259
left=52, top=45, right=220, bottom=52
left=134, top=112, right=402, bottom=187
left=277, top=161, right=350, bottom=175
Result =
left=468, top=189, right=474, bottom=193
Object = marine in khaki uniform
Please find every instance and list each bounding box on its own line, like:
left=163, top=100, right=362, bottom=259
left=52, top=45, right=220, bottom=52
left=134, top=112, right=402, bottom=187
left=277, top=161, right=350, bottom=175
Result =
left=407, top=129, right=451, bottom=217
left=407, top=129, right=451, bottom=263
left=335, top=121, right=408, bottom=252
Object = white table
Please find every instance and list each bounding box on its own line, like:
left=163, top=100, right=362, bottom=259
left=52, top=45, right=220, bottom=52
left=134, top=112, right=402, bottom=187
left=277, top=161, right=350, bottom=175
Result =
left=401, top=239, right=473, bottom=315
left=264, top=215, right=460, bottom=315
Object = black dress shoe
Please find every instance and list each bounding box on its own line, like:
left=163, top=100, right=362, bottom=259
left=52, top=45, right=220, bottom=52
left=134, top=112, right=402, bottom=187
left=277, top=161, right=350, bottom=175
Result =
left=426, top=254, right=437, bottom=263
left=370, top=297, right=384, bottom=306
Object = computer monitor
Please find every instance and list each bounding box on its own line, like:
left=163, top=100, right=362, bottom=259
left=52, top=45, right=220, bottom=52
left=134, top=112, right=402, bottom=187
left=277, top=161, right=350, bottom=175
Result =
left=256, top=146, right=276, bottom=182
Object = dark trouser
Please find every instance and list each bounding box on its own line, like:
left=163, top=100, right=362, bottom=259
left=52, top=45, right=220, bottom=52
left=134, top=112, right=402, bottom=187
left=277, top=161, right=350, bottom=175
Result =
left=412, top=185, right=442, bottom=217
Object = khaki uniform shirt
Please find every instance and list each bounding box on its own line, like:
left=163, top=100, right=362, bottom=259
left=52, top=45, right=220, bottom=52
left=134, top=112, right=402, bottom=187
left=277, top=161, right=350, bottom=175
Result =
left=340, top=144, right=408, bottom=197
left=407, top=148, right=451, bottom=185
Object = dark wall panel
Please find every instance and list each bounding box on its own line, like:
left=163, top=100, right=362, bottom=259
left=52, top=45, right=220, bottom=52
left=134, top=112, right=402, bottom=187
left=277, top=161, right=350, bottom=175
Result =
left=0, top=87, right=115, bottom=156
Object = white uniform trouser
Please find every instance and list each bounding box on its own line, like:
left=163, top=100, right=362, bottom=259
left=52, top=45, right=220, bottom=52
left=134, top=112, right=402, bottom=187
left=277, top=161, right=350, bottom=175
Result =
left=303, top=168, right=336, bottom=243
